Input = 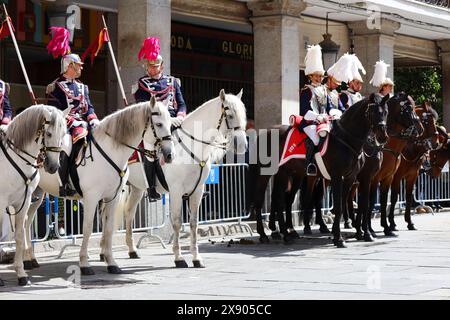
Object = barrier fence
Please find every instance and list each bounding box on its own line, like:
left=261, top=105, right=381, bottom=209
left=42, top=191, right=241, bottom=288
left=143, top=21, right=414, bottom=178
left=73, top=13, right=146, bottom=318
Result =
left=1, top=163, right=449, bottom=256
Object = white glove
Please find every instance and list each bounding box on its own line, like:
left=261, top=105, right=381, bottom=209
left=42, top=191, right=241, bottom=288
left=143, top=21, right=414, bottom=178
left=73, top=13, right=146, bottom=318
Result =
left=89, top=118, right=100, bottom=128
left=304, top=110, right=319, bottom=121
left=329, top=108, right=342, bottom=120
left=171, top=116, right=184, bottom=127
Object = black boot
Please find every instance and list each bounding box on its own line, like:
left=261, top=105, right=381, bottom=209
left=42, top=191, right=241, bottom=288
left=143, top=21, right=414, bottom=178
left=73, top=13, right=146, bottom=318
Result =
left=143, top=157, right=162, bottom=202
left=305, top=139, right=317, bottom=176
left=58, top=152, right=77, bottom=197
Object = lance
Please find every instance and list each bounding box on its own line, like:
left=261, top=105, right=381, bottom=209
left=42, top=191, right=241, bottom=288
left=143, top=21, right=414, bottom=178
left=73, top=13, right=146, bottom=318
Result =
left=102, top=14, right=128, bottom=107
left=2, top=4, right=37, bottom=105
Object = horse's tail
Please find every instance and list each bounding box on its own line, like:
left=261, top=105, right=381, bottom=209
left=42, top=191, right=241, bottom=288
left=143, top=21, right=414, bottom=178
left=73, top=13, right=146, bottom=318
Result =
left=114, top=184, right=130, bottom=231
left=245, top=162, right=260, bottom=212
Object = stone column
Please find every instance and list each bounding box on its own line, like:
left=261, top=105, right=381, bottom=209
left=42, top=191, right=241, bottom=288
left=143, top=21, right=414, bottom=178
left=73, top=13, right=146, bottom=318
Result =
left=437, top=40, right=450, bottom=130
left=118, top=0, right=171, bottom=105
left=248, top=0, right=306, bottom=129
left=348, top=19, right=400, bottom=97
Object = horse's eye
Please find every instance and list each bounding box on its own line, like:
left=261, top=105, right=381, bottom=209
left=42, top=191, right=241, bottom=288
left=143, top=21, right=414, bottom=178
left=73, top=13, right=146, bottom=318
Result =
left=46, top=132, right=52, bottom=138
left=156, top=123, right=162, bottom=127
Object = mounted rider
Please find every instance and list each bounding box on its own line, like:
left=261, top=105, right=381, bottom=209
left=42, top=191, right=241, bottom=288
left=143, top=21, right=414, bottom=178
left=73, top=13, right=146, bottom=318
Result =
left=46, top=27, right=100, bottom=197
left=370, top=60, right=394, bottom=98
left=299, top=45, right=347, bottom=176
left=339, top=54, right=366, bottom=109
left=0, top=79, right=12, bottom=131
left=132, top=36, right=187, bottom=201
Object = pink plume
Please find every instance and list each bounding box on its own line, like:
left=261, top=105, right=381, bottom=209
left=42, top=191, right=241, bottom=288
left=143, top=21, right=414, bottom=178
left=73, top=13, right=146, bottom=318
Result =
left=138, top=37, right=160, bottom=61
left=46, top=27, right=71, bottom=59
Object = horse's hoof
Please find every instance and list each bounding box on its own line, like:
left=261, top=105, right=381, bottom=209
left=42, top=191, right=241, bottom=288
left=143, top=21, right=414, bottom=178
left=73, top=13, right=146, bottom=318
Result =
left=355, top=232, right=364, bottom=241
left=129, top=252, right=140, bottom=259
left=99, top=254, right=105, bottom=262
left=369, top=229, right=378, bottom=238
left=333, top=239, right=347, bottom=248
left=107, top=266, right=123, bottom=274
left=344, top=222, right=352, bottom=229
left=18, top=277, right=31, bottom=286
left=259, top=236, right=270, bottom=244
left=0, top=278, right=4, bottom=287
left=408, top=224, right=417, bottom=231
left=31, top=259, right=40, bottom=268
left=80, top=267, right=95, bottom=276
left=389, top=225, right=398, bottom=232
left=319, top=226, right=331, bottom=234
left=23, top=261, right=34, bottom=270
left=289, top=230, right=301, bottom=239
left=271, top=232, right=282, bottom=240
left=175, top=260, right=189, bottom=268
left=303, top=226, right=312, bottom=235
left=383, top=229, right=398, bottom=237
left=364, top=233, right=374, bottom=242
left=193, top=260, right=205, bottom=268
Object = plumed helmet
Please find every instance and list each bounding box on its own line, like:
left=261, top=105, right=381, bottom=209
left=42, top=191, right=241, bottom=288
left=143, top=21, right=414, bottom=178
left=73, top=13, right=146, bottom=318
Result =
left=327, top=53, right=354, bottom=83
left=61, top=53, right=84, bottom=74
left=369, top=60, right=394, bottom=88
left=138, top=36, right=163, bottom=67
left=305, top=44, right=325, bottom=76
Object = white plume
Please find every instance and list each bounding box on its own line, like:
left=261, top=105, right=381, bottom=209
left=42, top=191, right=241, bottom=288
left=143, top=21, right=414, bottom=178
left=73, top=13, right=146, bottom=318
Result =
left=350, top=54, right=366, bottom=82
left=305, top=44, right=325, bottom=76
left=327, top=53, right=354, bottom=83
left=369, top=60, right=390, bottom=87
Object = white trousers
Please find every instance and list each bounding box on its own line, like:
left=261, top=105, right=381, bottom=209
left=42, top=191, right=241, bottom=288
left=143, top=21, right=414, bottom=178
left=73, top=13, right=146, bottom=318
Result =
left=304, top=125, right=319, bottom=146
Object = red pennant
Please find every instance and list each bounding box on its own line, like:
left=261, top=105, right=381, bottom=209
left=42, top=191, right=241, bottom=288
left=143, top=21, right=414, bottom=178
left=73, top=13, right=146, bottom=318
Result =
left=82, top=28, right=109, bottom=65
left=0, top=17, right=15, bottom=41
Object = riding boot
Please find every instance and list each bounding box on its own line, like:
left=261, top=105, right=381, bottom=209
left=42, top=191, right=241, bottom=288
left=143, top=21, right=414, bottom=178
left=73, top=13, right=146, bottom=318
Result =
left=143, top=157, right=162, bottom=202
left=58, top=152, right=76, bottom=197
left=305, top=139, right=318, bottom=176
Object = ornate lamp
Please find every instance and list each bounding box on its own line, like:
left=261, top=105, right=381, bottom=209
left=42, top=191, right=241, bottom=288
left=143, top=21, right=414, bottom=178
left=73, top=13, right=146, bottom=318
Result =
left=319, top=12, right=340, bottom=71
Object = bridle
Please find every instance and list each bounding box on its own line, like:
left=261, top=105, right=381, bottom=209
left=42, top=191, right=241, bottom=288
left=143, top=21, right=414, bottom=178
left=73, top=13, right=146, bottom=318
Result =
left=0, top=117, right=63, bottom=226
left=387, top=98, right=420, bottom=140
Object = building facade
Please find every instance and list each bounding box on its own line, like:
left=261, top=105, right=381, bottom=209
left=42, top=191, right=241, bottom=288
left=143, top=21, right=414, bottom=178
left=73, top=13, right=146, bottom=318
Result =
left=1, top=0, right=450, bottom=129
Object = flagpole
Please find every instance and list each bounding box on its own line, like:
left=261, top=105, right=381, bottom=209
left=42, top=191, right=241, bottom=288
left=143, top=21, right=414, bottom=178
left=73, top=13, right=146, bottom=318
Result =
left=2, top=4, right=37, bottom=105
left=102, top=15, right=128, bottom=107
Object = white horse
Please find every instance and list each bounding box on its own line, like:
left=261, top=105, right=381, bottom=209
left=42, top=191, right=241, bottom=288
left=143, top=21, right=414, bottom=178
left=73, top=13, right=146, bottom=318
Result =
left=0, top=105, right=66, bottom=286
left=113, top=89, right=247, bottom=268
left=24, top=96, right=175, bottom=281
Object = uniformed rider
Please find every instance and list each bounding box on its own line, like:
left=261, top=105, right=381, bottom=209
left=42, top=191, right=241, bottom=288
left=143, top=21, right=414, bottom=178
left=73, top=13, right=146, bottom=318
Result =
left=132, top=36, right=187, bottom=201
left=0, top=79, right=12, bottom=131
left=339, top=54, right=366, bottom=109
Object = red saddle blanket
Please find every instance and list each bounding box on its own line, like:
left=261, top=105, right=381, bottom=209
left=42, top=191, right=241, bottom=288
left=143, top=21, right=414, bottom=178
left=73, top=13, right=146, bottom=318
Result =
left=128, top=141, right=144, bottom=164
left=279, top=127, right=329, bottom=167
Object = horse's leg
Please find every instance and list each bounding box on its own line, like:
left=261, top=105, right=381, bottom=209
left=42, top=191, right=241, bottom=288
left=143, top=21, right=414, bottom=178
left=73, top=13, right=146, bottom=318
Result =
left=272, top=173, right=291, bottom=243
left=389, top=174, right=401, bottom=232
left=302, top=176, right=317, bottom=235
left=23, top=188, right=44, bottom=270
left=100, top=199, right=123, bottom=274
left=254, top=175, right=271, bottom=243
left=331, top=176, right=346, bottom=248
left=342, top=178, right=355, bottom=231
left=124, top=186, right=144, bottom=258
left=404, top=175, right=417, bottom=230
left=285, top=177, right=301, bottom=238
left=379, top=178, right=396, bottom=237
left=171, top=195, right=188, bottom=267
left=79, top=197, right=99, bottom=275
left=14, top=199, right=32, bottom=286
left=314, top=180, right=330, bottom=233
left=357, top=176, right=373, bottom=242
left=188, top=189, right=205, bottom=268
left=348, top=182, right=358, bottom=227
left=368, top=181, right=378, bottom=237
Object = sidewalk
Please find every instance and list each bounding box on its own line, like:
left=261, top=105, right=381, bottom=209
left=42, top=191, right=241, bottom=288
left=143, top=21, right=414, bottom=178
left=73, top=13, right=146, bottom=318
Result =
left=1, top=211, right=450, bottom=299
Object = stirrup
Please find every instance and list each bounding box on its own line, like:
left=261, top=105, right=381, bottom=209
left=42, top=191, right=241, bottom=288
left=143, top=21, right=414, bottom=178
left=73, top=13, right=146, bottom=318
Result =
left=59, top=185, right=77, bottom=197
left=306, top=163, right=317, bottom=176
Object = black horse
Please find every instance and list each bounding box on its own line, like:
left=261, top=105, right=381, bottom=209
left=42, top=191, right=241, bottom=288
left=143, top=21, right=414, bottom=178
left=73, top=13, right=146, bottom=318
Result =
left=248, top=93, right=390, bottom=247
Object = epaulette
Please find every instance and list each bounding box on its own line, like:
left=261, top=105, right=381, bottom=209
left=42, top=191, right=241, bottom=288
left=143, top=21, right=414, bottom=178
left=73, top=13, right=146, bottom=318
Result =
left=175, top=77, right=181, bottom=87
left=131, top=82, right=139, bottom=94
left=46, top=81, right=56, bottom=95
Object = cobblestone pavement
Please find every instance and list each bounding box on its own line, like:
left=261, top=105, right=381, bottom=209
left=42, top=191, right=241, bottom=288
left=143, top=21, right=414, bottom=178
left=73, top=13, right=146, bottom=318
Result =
left=1, top=211, right=450, bottom=300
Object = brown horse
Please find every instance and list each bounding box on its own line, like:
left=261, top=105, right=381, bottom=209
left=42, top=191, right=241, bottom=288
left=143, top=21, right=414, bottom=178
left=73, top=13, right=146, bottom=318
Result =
left=387, top=102, right=439, bottom=231
left=248, top=93, right=390, bottom=247
left=428, top=127, right=450, bottom=178
left=369, top=95, right=425, bottom=236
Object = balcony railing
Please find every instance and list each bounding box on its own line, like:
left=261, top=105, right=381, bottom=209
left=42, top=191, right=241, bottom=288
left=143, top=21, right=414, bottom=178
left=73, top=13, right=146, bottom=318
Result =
left=413, top=0, right=450, bottom=9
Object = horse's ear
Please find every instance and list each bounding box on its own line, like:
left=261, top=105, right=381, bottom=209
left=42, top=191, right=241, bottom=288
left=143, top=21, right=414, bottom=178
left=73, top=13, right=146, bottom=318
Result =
left=150, top=95, right=156, bottom=109
left=220, top=89, right=226, bottom=102
left=42, top=106, right=53, bottom=122
left=237, top=88, right=243, bottom=100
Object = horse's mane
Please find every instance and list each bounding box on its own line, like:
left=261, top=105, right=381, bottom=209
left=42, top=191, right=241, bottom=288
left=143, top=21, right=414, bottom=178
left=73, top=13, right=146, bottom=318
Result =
left=95, top=101, right=152, bottom=148
left=339, top=96, right=369, bottom=125
left=5, top=105, right=64, bottom=150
